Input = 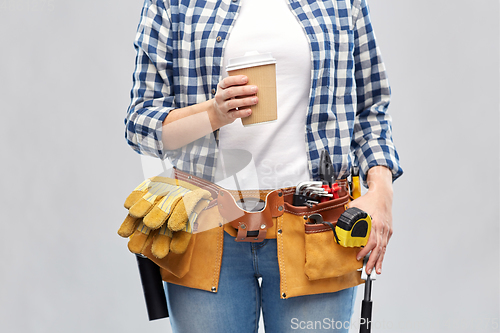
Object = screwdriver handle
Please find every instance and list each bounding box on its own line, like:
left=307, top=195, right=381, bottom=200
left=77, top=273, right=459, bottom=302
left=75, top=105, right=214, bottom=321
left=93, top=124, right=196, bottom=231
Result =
left=351, top=166, right=361, bottom=199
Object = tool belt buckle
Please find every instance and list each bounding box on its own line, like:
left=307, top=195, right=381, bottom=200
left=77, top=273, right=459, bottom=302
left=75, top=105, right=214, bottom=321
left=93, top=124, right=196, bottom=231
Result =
left=217, top=189, right=283, bottom=242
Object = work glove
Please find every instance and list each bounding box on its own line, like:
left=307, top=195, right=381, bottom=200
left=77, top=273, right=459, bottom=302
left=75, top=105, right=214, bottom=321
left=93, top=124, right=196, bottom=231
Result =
left=117, top=177, right=212, bottom=258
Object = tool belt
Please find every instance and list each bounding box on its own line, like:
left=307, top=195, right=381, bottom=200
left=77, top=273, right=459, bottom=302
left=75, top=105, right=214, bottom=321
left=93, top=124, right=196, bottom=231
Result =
left=122, top=168, right=363, bottom=298
left=175, top=168, right=363, bottom=281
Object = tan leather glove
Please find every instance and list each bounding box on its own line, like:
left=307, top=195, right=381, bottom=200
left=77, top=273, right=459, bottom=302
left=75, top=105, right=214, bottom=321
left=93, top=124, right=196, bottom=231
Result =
left=118, top=177, right=211, bottom=258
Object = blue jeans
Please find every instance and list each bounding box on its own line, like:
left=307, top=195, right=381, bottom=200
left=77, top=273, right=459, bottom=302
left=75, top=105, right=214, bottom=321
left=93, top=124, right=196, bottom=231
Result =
left=165, top=231, right=357, bottom=333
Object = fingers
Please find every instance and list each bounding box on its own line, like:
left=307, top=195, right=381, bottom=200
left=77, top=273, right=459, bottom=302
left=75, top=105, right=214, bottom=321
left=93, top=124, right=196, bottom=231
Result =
left=217, top=75, right=257, bottom=99
left=218, top=75, right=248, bottom=89
left=356, top=239, right=371, bottom=261
left=214, top=75, right=258, bottom=121
left=366, top=232, right=386, bottom=275
left=357, top=217, right=392, bottom=275
left=224, top=95, right=258, bottom=113
left=374, top=246, right=387, bottom=274
left=218, top=83, right=257, bottom=101
left=349, top=184, right=394, bottom=276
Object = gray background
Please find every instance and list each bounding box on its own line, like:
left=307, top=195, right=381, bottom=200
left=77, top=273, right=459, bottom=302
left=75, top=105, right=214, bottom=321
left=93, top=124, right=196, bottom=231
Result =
left=0, top=0, right=498, bottom=332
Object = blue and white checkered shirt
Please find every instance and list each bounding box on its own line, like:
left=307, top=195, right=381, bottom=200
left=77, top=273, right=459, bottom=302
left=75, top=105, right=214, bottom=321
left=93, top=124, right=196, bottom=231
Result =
left=125, top=0, right=403, bottom=184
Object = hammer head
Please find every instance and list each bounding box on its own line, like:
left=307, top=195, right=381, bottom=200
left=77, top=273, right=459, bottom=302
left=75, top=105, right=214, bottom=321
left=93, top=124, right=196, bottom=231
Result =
left=360, top=254, right=377, bottom=281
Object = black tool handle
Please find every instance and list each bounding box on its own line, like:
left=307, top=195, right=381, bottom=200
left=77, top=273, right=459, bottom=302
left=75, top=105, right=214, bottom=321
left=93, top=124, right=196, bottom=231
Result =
left=293, top=194, right=311, bottom=206
left=360, top=299, right=372, bottom=333
left=360, top=276, right=373, bottom=333
left=135, top=254, right=169, bottom=321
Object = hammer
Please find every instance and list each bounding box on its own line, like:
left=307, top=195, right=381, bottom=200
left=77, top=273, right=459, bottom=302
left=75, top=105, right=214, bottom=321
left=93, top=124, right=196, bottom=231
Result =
left=360, top=254, right=377, bottom=333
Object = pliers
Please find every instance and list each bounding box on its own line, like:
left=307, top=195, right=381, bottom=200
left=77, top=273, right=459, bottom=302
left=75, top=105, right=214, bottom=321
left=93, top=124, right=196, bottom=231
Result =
left=318, top=149, right=340, bottom=200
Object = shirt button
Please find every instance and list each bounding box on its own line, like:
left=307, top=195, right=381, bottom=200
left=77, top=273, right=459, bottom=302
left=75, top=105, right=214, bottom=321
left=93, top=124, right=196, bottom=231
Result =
left=216, top=36, right=222, bottom=42
left=211, top=88, right=216, bottom=95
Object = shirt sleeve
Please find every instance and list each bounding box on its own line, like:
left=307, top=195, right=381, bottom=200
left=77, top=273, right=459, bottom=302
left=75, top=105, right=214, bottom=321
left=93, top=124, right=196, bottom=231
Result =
left=351, top=0, right=403, bottom=184
left=125, top=0, right=175, bottom=159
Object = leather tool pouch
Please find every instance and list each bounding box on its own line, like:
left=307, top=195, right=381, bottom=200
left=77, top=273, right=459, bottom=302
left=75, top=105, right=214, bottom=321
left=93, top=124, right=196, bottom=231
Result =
left=143, top=235, right=196, bottom=279
left=284, top=180, right=362, bottom=281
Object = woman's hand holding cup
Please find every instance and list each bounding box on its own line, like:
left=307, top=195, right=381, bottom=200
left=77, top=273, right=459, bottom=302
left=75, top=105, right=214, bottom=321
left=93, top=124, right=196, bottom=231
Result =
left=212, top=75, right=258, bottom=126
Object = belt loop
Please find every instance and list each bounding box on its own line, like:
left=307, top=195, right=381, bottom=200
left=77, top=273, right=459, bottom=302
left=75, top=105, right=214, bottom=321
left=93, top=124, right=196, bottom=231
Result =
left=217, top=189, right=285, bottom=242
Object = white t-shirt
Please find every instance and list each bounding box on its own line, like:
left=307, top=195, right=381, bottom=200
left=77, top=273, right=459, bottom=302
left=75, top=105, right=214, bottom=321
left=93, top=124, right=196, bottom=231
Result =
left=216, top=0, right=311, bottom=190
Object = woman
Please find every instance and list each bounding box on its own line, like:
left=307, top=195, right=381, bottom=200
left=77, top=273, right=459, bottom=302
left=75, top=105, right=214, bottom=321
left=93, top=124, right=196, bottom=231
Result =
left=125, top=0, right=402, bottom=331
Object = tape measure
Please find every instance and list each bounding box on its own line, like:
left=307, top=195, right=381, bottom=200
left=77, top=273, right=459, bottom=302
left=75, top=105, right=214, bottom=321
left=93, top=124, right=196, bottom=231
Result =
left=334, top=207, right=371, bottom=248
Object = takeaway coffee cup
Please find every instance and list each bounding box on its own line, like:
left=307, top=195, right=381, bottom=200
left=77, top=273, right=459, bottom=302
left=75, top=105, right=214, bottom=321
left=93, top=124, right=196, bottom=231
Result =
left=226, top=52, right=277, bottom=126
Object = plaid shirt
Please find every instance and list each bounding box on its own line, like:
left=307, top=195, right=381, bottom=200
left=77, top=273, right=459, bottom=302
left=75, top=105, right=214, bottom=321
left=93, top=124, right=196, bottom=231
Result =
left=125, top=0, right=403, bottom=184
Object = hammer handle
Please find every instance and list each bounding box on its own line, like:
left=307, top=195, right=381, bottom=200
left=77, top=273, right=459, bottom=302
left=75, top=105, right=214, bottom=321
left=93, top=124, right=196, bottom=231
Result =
left=360, top=299, right=373, bottom=333
left=135, top=254, right=169, bottom=321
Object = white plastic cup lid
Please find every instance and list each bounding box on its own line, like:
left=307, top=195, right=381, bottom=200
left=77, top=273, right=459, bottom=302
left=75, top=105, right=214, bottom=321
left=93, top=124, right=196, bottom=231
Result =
left=226, top=51, right=276, bottom=72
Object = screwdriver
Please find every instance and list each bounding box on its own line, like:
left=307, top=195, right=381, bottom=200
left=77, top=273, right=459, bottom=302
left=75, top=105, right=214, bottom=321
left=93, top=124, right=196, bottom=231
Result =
left=350, top=165, right=361, bottom=199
